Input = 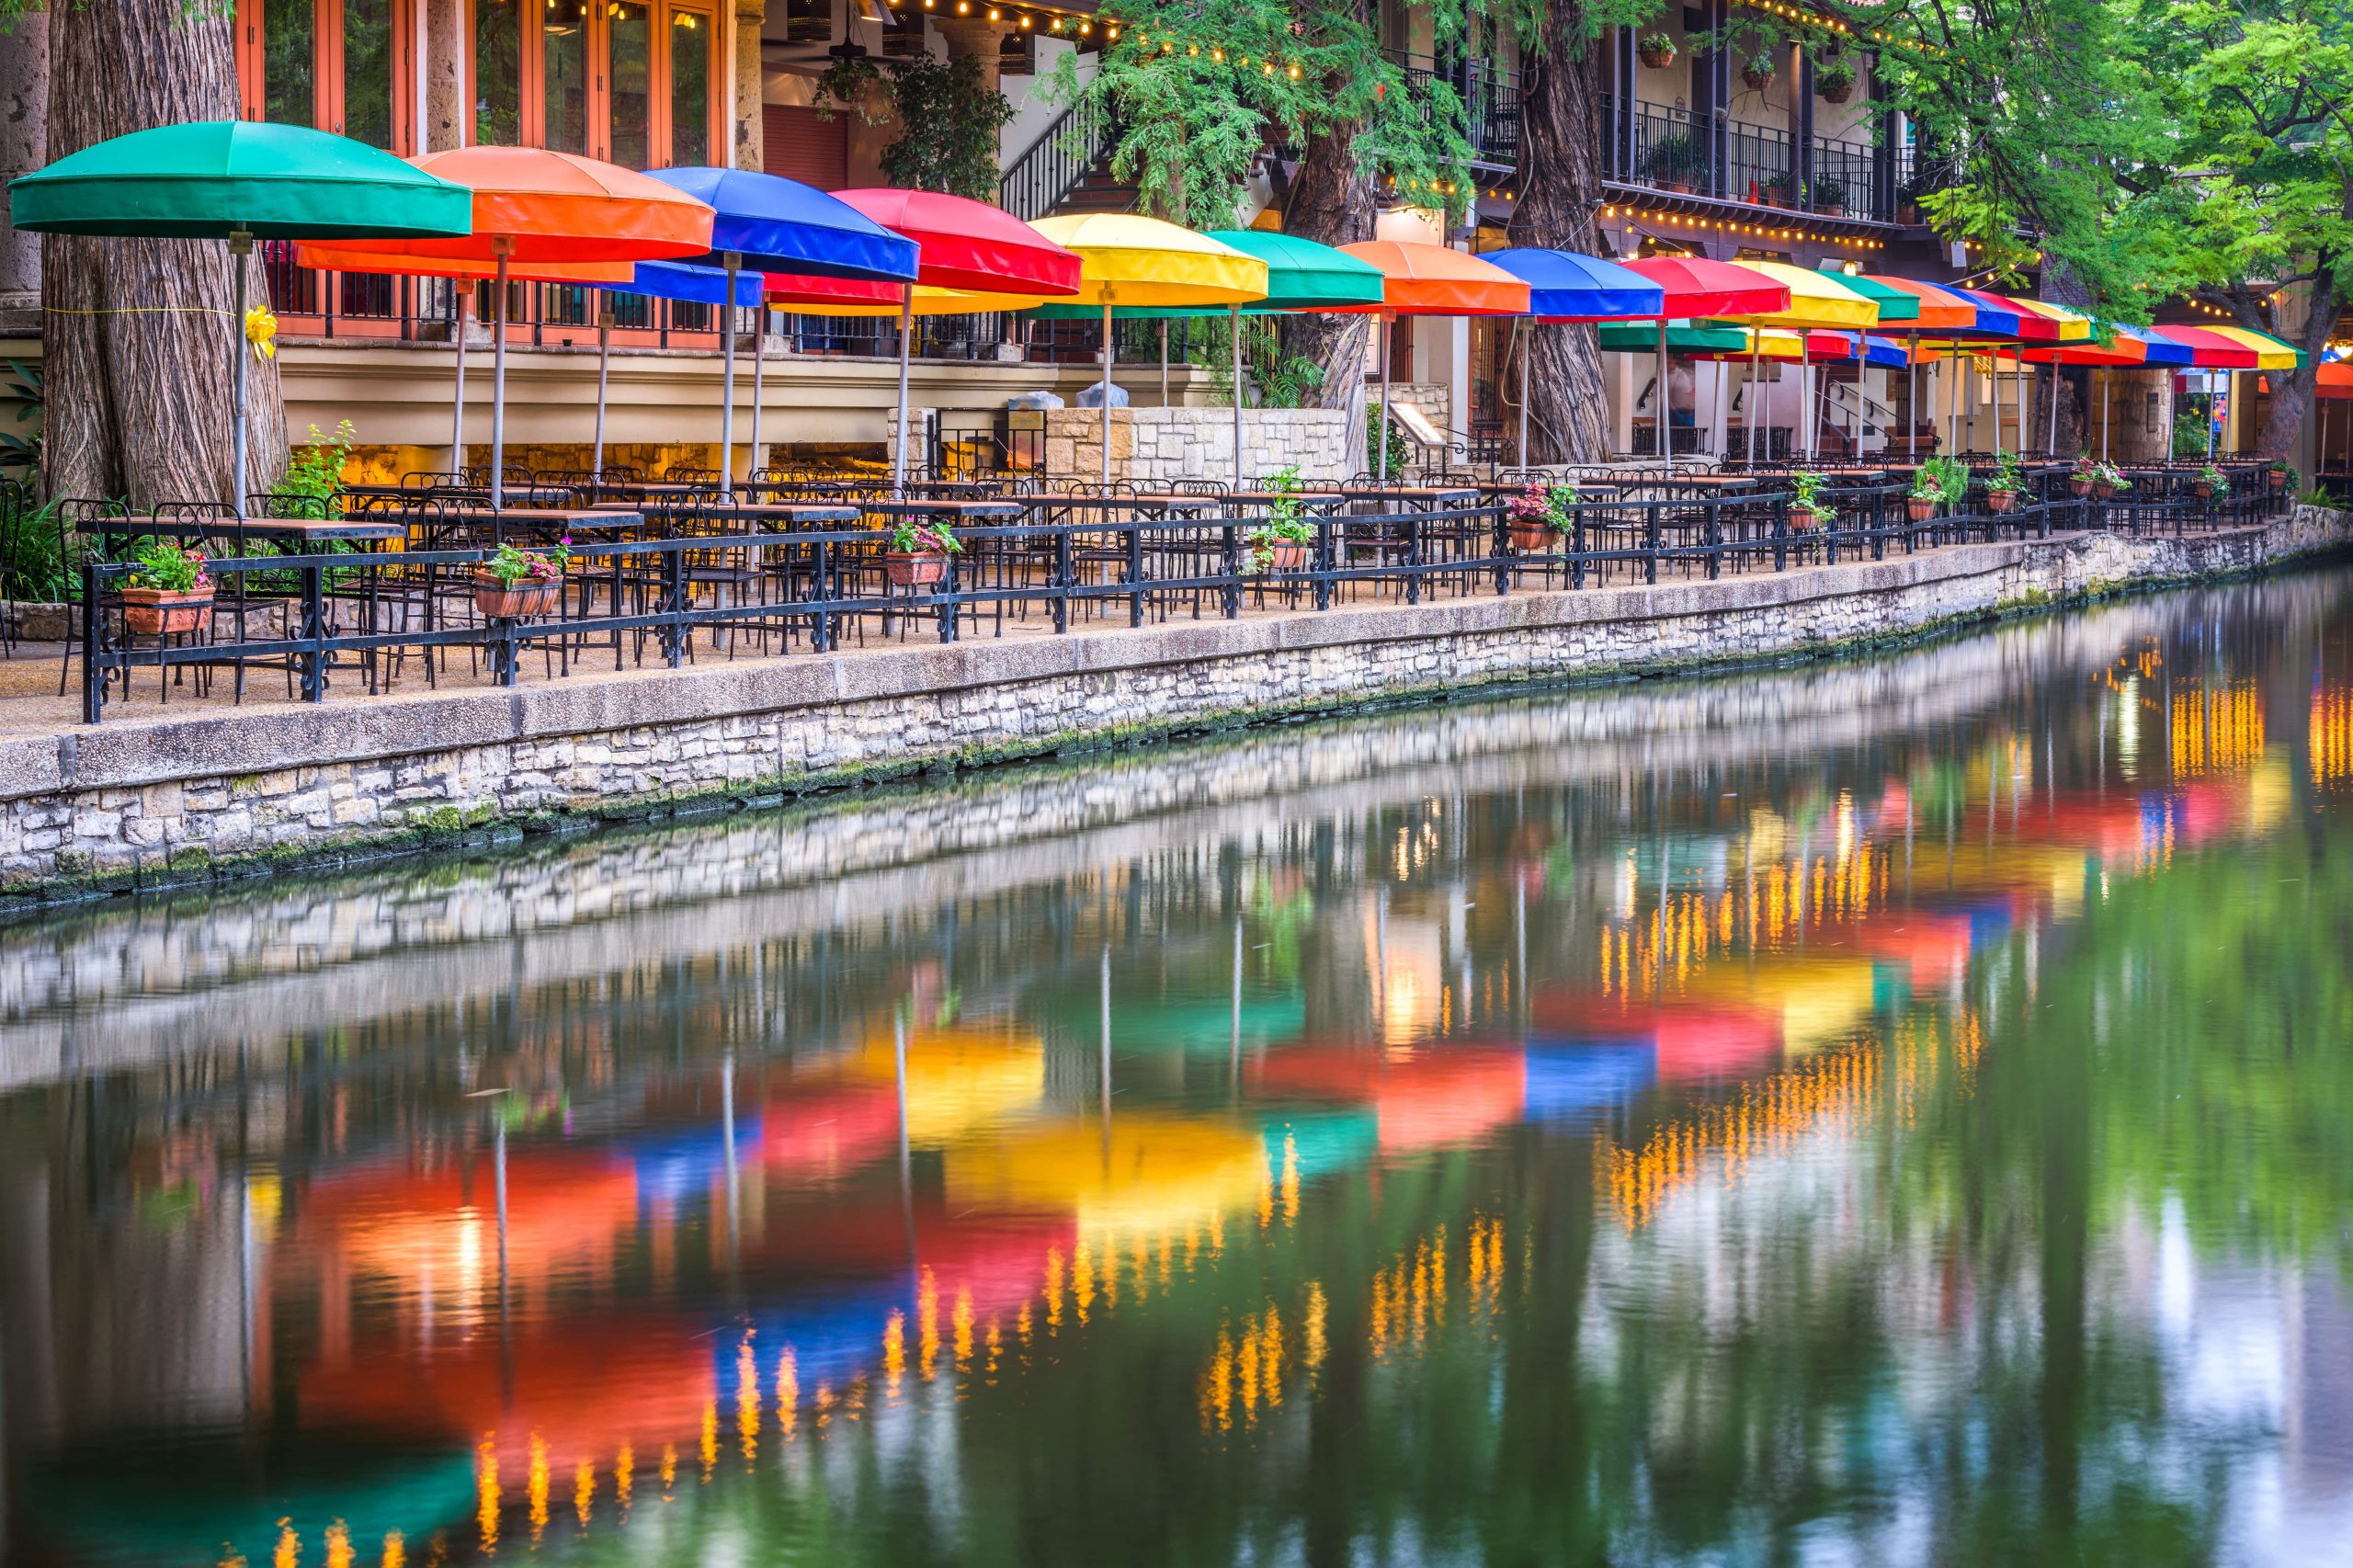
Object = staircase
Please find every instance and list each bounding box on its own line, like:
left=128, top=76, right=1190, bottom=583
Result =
left=999, top=97, right=1130, bottom=222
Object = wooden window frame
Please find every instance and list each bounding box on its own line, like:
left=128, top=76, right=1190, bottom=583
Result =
left=464, top=0, right=721, bottom=165
left=236, top=0, right=417, bottom=151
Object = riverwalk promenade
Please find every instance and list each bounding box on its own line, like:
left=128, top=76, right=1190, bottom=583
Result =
left=0, top=506, right=2343, bottom=899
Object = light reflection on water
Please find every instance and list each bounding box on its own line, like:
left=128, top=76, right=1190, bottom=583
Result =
left=4, top=572, right=2353, bottom=1567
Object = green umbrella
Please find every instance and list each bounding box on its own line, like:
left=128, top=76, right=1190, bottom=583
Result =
left=1597, top=320, right=1756, bottom=354
left=1029, top=230, right=1385, bottom=479
left=10, top=120, right=472, bottom=513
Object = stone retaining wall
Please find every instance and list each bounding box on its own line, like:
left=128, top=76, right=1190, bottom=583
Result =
left=0, top=508, right=2342, bottom=895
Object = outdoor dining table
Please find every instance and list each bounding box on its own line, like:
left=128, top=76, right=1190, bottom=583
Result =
left=79, top=513, right=408, bottom=557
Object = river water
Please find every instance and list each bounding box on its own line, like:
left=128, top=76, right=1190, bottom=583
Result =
left=3, top=570, right=2352, bottom=1568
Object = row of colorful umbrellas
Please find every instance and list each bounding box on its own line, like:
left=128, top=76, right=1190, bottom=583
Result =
left=12, top=118, right=2310, bottom=503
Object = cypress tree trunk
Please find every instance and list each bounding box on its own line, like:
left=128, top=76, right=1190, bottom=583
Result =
left=43, top=0, right=286, bottom=506
left=1279, top=10, right=1377, bottom=477
left=1506, top=1, right=1609, bottom=464
left=2256, top=275, right=2338, bottom=465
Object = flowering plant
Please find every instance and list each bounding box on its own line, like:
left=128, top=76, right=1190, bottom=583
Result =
left=2196, top=462, right=2228, bottom=496
left=2093, top=460, right=2131, bottom=492
left=1788, top=469, right=1836, bottom=525
left=125, top=539, right=211, bottom=594
left=480, top=539, right=570, bottom=587
left=888, top=518, right=964, bottom=555
left=1987, top=449, right=2026, bottom=495
left=1506, top=482, right=1578, bottom=530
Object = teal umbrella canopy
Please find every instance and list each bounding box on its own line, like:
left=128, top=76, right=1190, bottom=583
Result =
left=1026, top=229, right=1385, bottom=319
left=9, top=120, right=473, bottom=240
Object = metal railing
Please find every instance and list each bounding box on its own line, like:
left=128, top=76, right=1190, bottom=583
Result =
left=66, top=473, right=2290, bottom=723
left=1601, top=95, right=1890, bottom=222
left=999, top=96, right=1120, bottom=222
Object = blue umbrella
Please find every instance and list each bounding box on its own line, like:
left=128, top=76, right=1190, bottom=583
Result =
left=588, top=261, right=765, bottom=477
left=1483, top=248, right=1665, bottom=465
left=641, top=168, right=919, bottom=492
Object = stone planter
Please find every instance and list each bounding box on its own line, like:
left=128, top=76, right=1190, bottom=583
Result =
left=472, top=574, right=562, bottom=619
left=1906, top=498, right=1938, bottom=524
left=1508, top=518, right=1561, bottom=551
left=119, top=587, right=213, bottom=637
left=1987, top=490, right=2018, bottom=514
left=885, top=550, right=949, bottom=587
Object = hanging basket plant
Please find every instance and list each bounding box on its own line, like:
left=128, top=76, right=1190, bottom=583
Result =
left=1742, top=51, right=1777, bottom=90
left=1638, top=30, right=1677, bottom=69
left=1817, top=58, right=1858, bottom=103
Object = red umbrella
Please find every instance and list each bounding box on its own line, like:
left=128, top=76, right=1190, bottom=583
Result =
left=2145, top=324, right=2261, bottom=369
left=1620, top=256, right=1789, bottom=318
left=1948, top=286, right=2060, bottom=342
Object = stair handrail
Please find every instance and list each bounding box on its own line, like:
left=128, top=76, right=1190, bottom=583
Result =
left=1000, top=95, right=1120, bottom=222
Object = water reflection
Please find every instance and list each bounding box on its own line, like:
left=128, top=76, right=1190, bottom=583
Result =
left=5, top=573, right=2353, bottom=1565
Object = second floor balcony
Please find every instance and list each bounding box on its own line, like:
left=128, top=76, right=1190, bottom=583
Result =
left=1602, top=94, right=1917, bottom=228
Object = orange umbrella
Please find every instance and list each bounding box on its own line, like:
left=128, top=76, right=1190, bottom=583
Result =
left=1333, top=240, right=1531, bottom=479
left=301, top=148, right=716, bottom=504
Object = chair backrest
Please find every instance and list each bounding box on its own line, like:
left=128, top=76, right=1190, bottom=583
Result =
left=1170, top=478, right=1230, bottom=496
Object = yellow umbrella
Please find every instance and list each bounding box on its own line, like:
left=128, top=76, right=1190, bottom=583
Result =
left=1718, top=261, right=1880, bottom=462
left=945, top=1114, right=1267, bottom=1237
left=1029, top=214, right=1268, bottom=488
left=847, top=1026, right=1046, bottom=1145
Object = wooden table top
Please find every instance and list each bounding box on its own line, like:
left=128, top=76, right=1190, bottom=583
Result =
left=85, top=515, right=405, bottom=542
left=645, top=500, right=861, bottom=523
left=867, top=498, right=1025, bottom=517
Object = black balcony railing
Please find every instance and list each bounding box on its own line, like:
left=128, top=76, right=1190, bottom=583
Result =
left=1601, top=93, right=1894, bottom=222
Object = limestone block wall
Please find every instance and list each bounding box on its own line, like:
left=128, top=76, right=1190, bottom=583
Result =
left=0, top=509, right=2342, bottom=895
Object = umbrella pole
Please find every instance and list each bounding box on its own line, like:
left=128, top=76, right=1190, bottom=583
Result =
left=2101, top=367, right=2110, bottom=463
left=750, top=304, right=766, bottom=480
left=592, top=304, right=612, bottom=479
left=1517, top=321, right=1529, bottom=469
left=720, top=252, right=741, bottom=499
left=489, top=247, right=510, bottom=509
left=1159, top=318, right=1169, bottom=409
left=1378, top=313, right=1392, bottom=483
left=1231, top=306, right=1244, bottom=485
left=1101, top=302, right=1114, bottom=493
left=1746, top=341, right=1759, bottom=468
left=230, top=232, right=251, bottom=518
left=451, top=280, right=471, bottom=477
left=2049, top=358, right=2060, bottom=458
left=892, top=285, right=914, bottom=496
left=1907, top=332, right=1917, bottom=460
left=1655, top=318, right=1667, bottom=460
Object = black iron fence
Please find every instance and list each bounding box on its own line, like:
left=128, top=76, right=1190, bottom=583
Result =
left=63, top=472, right=2293, bottom=723
left=1603, top=94, right=1892, bottom=222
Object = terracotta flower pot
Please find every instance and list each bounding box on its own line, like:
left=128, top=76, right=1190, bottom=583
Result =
left=1987, top=490, right=2018, bottom=514
left=119, top=586, right=212, bottom=637
left=885, top=549, right=949, bottom=587
left=1788, top=506, right=1820, bottom=532
left=1896, top=202, right=1919, bottom=225
left=1256, top=540, right=1309, bottom=573
left=1508, top=518, right=1560, bottom=551
left=472, top=574, right=562, bottom=619
left=1639, top=45, right=1676, bottom=68
left=1906, top=498, right=1938, bottom=524
left=2268, top=470, right=2286, bottom=487
left=2093, top=481, right=2117, bottom=500
left=2068, top=476, right=2093, bottom=496
left=2193, top=481, right=2214, bottom=500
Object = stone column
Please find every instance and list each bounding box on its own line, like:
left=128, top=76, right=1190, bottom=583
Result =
left=932, top=15, right=1006, bottom=91
left=422, top=0, right=466, bottom=151
left=733, top=0, right=764, bottom=170
left=0, top=7, right=50, bottom=335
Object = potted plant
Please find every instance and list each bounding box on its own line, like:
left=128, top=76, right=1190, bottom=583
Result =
left=1786, top=469, right=1834, bottom=531
left=1812, top=176, right=1847, bottom=217
left=2193, top=462, right=2227, bottom=501
left=1893, top=176, right=1922, bottom=225
left=119, top=538, right=213, bottom=636
left=2268, top=458, right=2291, bottom=489
left=1905, top=474, right=1943, bottom=524
left=1816, top=57, right=1857, bottom=103
left=1506, top=481, right=1577, bottom=551
left=2069, top=452, right=2097, bottom=496
left=2092, top=460, right=2131, bottom=500
left=1985, top=449, right=2024, bottom=513
left=1637, top=30, right=1677, bottom=68
left=472, top=539, right=569, bottom=619
left=1742, top=50, right=1777, bottom=90
left=885, top=517, right=963, bottom=586
left=1644, top=131, right=1699, bottom=192
left=1247, top=470, right=1314, bottom=572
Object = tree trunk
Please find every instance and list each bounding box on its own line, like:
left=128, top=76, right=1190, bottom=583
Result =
left=43, top=0, right=286, bottom=507
left=1279, top=18, right=1378, bottom=476
left=1505, top=0, right=1609, bottom=465
left=2253, top=274, right=2338, bottom=464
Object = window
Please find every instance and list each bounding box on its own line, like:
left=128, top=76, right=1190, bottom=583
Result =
left=238, top=0, right=416, bottom=149
left=467, top=0, right=719, bottom=166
